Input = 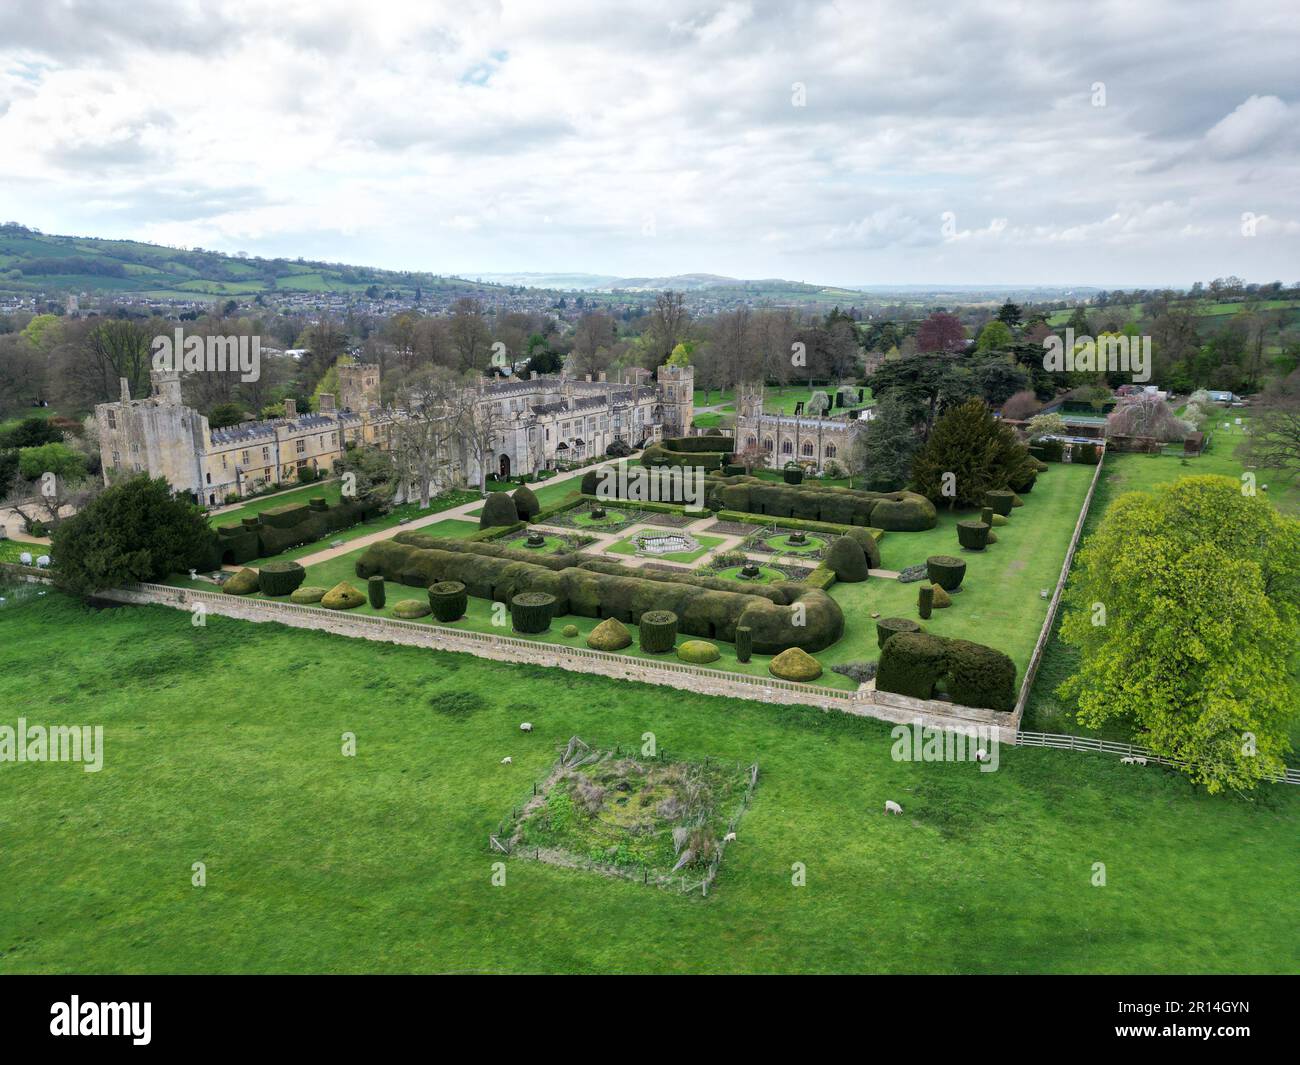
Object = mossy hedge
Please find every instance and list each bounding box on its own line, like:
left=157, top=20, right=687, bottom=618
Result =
left=289, top=585, right=326, bottom=604
left=215, top=496, right=382, bottom=564
left=639, top=610, right=677, bottom=654
left=926, top=555, right=966, bottom=591
left=511, top=591, right=556, bottom=634
left=587, top=617, right=632, bottom=651
left=223, top=567, right=260, bottom=595
left=428, top=581, right=467, bottom=622
left=677, top=640, right=720, bottom=664
left=876, top=616, right=922, bottom=648
left=876, top=631, right=1016, bottom=711
left=258, top=560, right=306, bottom=597
left=356, top=534, right=844, bottom=653
left=825, top=536, right=869, bottom=582
left=768, top=647, right=822, bottom=681
left=479, top=492, right=519, bottom=529
left=957, top=520, right=990, bottom=551
left=392, top=599, right=431, bottom=619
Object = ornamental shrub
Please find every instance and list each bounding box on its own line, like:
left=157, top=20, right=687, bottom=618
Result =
left=223, top=567, right=260, bottom=595
left=587, top=617, right=633, bottom=650
left=985, top=490, right=1015, bottom=516
left=875, top=631, right=1015, bottom=710
left=926, top=555, right=965, bottom=591
left=392, top=599, right=431, bottom=619
left=768, top=647, right=822, bottom=681
left=367, top=574, right=386, bottom=608
left=875, top=631, right=949, bottom=699
left=876, top=616, right=922, bottom=648
left=258, top=560, right=306, bottom=596
left=639, top=610, right=678, bottom=653
left=479, top=491, right=520, bottom=529
left=918, top=584, right=933, bottom=619
left=512, top=484, right=540, bottom=521
left=321, top=581, right=365, bottom=609
left=290, top=585, right=326, bottom=604
left=957, top=520, right=990, bottom=550
left=562, top=624, right=579, bottom=637
left=825, top=536, right=869, bottom=582
left=931, top=584, right=952, bottom=608
left=677, top=640, right=720, bottom=664
left=735, top=625, right=753, bottom=663
left=511, top=591, right=556, bottom=634
left=428, top=580, right=467, bottom=622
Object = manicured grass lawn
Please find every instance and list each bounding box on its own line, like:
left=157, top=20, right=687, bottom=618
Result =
left=713, top=564, right=787, bottom=584
left=606, top=532, right=726, bottom=564
left=208, top=480, right=342, bottom=527
left=822, top=462, right=1096, bottom=678
left=1, top=587, right=1295, bottom=974
left=762, top=386, right=872, bottom=415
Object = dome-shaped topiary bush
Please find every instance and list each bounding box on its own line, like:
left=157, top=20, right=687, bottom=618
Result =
left=512, top=484, right=540, bottom=521
left=587, top=617, right=632, bottom=651
left=428, top=580, right=467, bottom=622
left=957, top=520, right=990, bottom=551
left=825, top=536, right=869, bottom=582
left=639, top=610, right=678, bottom=654
left=322, top=581, right=366, bottom=609
left=926, top=555, right=966, bottom=591
left=845, top=528, right=882, bottom=569
left=511, top=591, right=556, bottom=634
left=768, top=646, right=822, bottom=681
left=290, top=585, right=327, bottom=604
left=479, top=491, right=520, bottom=529
left=223, top=567, right=260, bottom=595
left=392, top=599, right=431, bottom=619
left=258, top=560, right=306, bottom=596
left=876, top=615, right=922, bottom=648
left=986, top=530, right=998, bottom=543
left=562, top=624, right=579, bottom=638
left=677, top=640, right=720, bottom=664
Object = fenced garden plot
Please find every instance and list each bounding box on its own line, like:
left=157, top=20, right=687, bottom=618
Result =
left=491, top=737, right=759, bottom=896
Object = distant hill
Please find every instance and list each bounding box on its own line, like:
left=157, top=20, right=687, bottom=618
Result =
left=0, top=224, right=506, bottom=301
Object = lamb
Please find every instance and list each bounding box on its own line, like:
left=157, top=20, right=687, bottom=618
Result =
left=500, top=756, right=512, bottom=765
left=1120, top=756, right=1135, bottom=764
left=723, top=832, right=736, bottom=843
left=1133, top=756, right=1147, bottom=766
left=884, top=800, right=902, bottom=815
left=519, top=722, right=533, bottom=732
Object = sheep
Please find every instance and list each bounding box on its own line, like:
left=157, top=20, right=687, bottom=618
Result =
left=500, top=756, right=512, bottom=765
left=1133, top=756, right=1147, bottom=766
left=975, top=749, right=990, bottom=763
left=519, top=722, right=533, bottom=733
left=723, top=832, right=736, bottom=843
left=19, top=552, right=31, bottom=566
left=36, top=555, right=50, bottom=568
left=884, top=800, right=902, bottom=815
left=1120, top=756, right=1135, bottom=765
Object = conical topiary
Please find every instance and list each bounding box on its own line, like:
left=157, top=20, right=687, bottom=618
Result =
left=587, top=617, right=632, bottom=651
left=512, top=483, right=540, bottom=521
left=930, top=583, right=952, bottom=608
left=321, top=581, right=366, bottom=609
left=223, top=567, right=260, bottom=595
left=768, top=647, right=823, bottom=681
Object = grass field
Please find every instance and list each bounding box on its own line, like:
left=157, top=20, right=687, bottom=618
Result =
left=1, top=586, right=1295, bottom=974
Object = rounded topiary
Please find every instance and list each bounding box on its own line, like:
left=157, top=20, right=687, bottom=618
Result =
left=877, top=616, right=922, bottom=649
left=926, top=555, right=966, bottom=591
left=768, top=646, right=822, bottom=681
left=677, top=640, right=720, bottom=664
left=428, top=580, right=467, bottom=622
left=479, top=491, right=520, bottom=529
left=511, top=591, right=556, bottom=634
left=587, top=617, right=632, bottom=651
left=290, top=585, right=327, bottom=604
left=735, top=625, right=753, bottom=664
left=321, top=581, right=366, bottom=609
left=562, top=624, right=579, bottom=638
left=1011, top=494, right=1025, bottom=508
left=639, top=610, right=678, bottom=654
left=783, top=467, right=803, bottom=485
left=223, top=567, right=260, bottom=595
left=845, top=527, right=882, bottom=569
left=957, top=520, right=990, bottom=551
left=991, top=513, right=1008, bottom=526
left=392, top=599, right=431, bottom=619
left=258, top=560, right=306, bottom=596
left=931, top=583, right=952, bottom=609
left=512, top=484, right=540, bottom=521
left=986, top=530, right=998, bottom=544
left=919, top=584, right=933, bottom=620
left=825, top=535, right=869, bottom=582
left=985, top=489, right=1015, bottom=516
left=367, top=574, right=386, bottom=609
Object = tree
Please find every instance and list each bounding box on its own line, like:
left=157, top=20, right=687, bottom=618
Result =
left=1001, top=389, right=1041, bottom=420
left=1059, top=476, right=1300, bottom=792
left=867, top=353, right=975, bottom=440
left=916, top=311, right=966, bottom=354
left=208, top=402, right=246, bottom=430
left=1240, top=371, right=1300, bottom=481
left=448, top=298, right=492, bottom=373
left=974, top=358, right=1028, bottom=405
left=851, top=398, right=919, bottom=491
left=976, top=320, right=1013, bottom=352
left=571, top=312, right=616, bottom=377
left=996, top=301, right=1023, bottom=327
left=51, top=475, right=218, bottom=595
left=1106, top=394, right=1190, bottom=441
left=910, top=397, right=1036, bottom=507
left=1025, top=412, right=1067, bottom=439
left=336, top=444, right=397, bottom=503
left=389, top=368, right=467, bottom=508
left=664, top=342, right=691, bottom=368
left=646, top=291, right=689, bottom=363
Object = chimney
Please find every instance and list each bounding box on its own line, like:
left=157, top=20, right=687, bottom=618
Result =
left=284, top=398, right=297, bottom=418
left=119, top=377, right=131, bottom=402
left=319, top=393, right=335, bottom=413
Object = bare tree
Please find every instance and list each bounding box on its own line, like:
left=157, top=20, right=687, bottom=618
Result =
left=449, top=298, right=492, bottom=372
left=1240, top=371, right=1300, bottom=481
left=647, top=291, right=689, bottom=364
left=460, top=374, right=511, bottom=494
left=389, top=367, right=466, bottom=509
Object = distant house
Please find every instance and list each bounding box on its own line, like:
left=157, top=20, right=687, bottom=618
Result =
left=1207, top=390, right=1238, bottom=404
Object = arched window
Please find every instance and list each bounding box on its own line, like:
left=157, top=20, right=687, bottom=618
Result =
left=746, top=435, right=757, bottom=450
left=782, top=440, right=793, bottom=455
left=801, top=441, right=814, bottom=456
left=763, top=437, right=774, bottom=452
left=825, top=443, right=837, bottom=458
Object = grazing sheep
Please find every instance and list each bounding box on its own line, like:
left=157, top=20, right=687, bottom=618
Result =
left=19, top=552, right=31, bottom=566
left=1133, top=756, right=1147, bottom=766
left=36, top=555, right=50, bottom=568
left=1121, top=756, right=1138, bottom=765
left=519, top=722, right=533, bottom=732
left=975, top=749, right=990, bottom=763
left=884, top=800, right=902, bottom=815
left=723, top=832, right=736, bottom=843
left=500, top=756, right=512, bottom=765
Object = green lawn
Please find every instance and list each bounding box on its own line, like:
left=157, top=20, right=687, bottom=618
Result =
left=1, top=587, right=1295, bottom=974
left=208, top=480, right=343, bottom=527
left=606, top=532, right=726, bottom=564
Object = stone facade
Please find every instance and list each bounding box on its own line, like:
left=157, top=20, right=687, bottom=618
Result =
left=733, top=382, right=870, bottom=472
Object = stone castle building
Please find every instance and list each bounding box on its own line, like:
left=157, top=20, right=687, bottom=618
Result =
left=96, top=363, right=694, bottom=506
left=733, top=381, right=869, bottom=472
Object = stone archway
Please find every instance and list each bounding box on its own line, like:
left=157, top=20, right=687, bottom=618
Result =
left=498, top=453, right=511, bottom=479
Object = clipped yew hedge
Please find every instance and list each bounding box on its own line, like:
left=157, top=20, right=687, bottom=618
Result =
left=957, top=520, right=990, bottom=550
left=479, top=491, right=520, bottom=529
left=876, top=631, right=1016, bottom=711
left=258, top=560, right=306, bottom=597
left=511, top=591, right=556, bottom=634
left=639, top=610, right=678, bottom=653
left=876, top=616, right=922, bottom=648
left=216, top=496, right=382, bottom=564
left=428, top=581, right=467, bottom=622
left=926, top=555, right=966, bottom=591
left=985, top=490, right=1016, bottom=516
left=825, top=535, right=869, bottom=582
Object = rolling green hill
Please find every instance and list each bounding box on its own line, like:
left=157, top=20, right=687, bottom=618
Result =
left=0, top=224, right=505, bottom=301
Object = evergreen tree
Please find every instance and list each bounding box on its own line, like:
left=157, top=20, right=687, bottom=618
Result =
left=909, top=397, right=1036, bottom=507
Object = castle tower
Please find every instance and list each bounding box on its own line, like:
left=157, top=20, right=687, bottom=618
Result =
left=150, top=369, right=184, bottom=406
left=658, top=364, right=695, bottom=436
left=337, top=363, right=380, bottom=411
left=737, top=381, right=764, bottom=421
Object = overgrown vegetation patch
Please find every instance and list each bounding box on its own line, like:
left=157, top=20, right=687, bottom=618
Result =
left=495, top=737, right=757, bottom=894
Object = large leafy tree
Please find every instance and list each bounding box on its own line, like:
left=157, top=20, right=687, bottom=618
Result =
left=909, top=397, right=1036, bottom=507
left=866, top=353, right=974, bottom=440
left=52, top=476, right=219, bottom=595
left=1059, top=476, right=1300, bottom=792
left=916, top=311, right=967, bottom=354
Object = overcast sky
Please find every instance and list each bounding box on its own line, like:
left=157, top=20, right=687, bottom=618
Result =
left=1, top=0, right=1297, bottom=287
